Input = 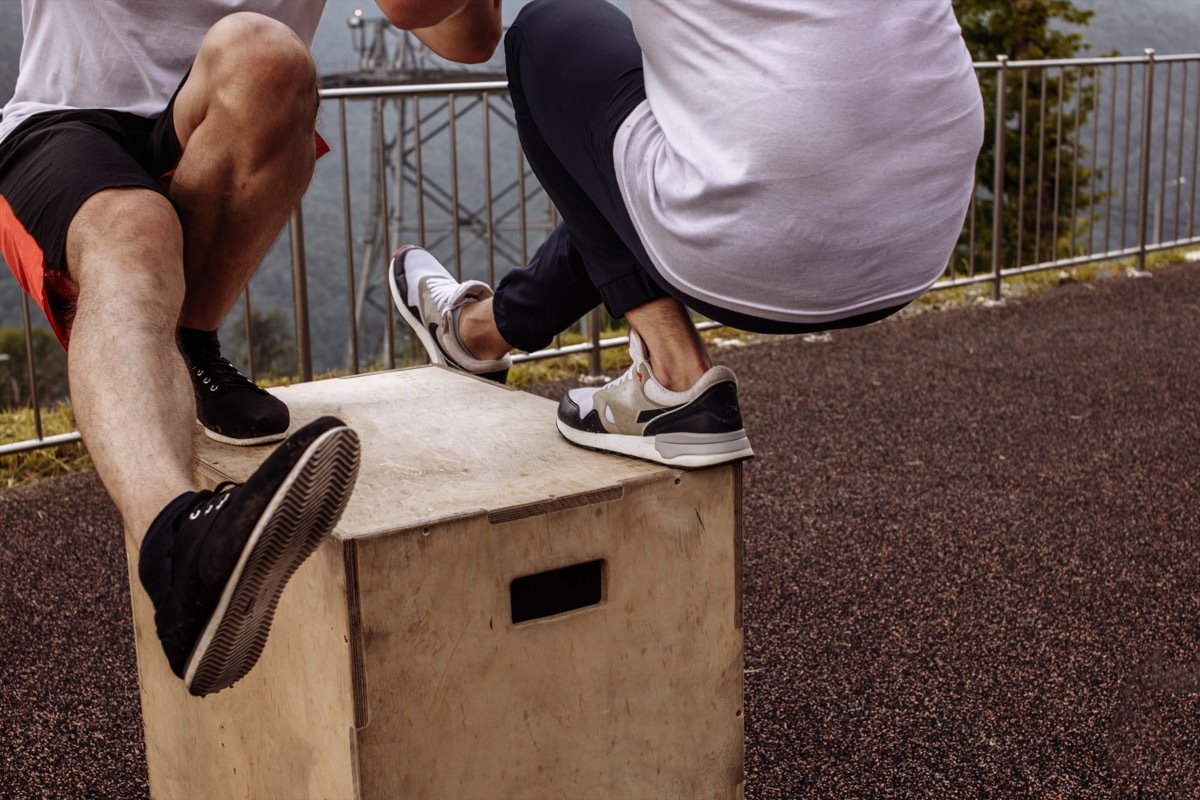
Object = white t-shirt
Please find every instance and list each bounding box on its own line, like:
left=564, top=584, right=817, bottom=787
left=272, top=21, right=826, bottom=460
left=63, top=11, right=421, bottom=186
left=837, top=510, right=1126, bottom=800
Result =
left=0, top=0, right=327, bottom=144
left=613, top=0, right=985, bottom=325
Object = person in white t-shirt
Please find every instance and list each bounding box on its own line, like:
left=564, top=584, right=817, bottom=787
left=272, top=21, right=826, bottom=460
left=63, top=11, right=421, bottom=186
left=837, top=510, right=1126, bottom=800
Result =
left=0, top=0, right=502, bottom=696
left=392, top=0, right=984, bottom=469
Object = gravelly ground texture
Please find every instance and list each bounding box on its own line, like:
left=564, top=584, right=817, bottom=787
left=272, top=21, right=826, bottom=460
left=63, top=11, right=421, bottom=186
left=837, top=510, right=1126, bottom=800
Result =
left=2, top=263, right=1198, bottom=799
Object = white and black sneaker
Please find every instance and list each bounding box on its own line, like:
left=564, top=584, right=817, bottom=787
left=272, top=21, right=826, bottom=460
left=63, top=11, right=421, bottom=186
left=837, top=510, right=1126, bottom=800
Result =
left=556, top=331, right=754, bottom=468
left=179, top=327, right=290, bottom=446
left=388, top=246, right=511, bottom=383
left=137, top=416, right=360, bottom=696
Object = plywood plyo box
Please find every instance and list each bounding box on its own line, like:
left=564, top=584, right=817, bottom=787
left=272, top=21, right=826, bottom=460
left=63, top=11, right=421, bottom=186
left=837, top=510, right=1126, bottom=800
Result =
left=124, top=367, right=745, bottom=799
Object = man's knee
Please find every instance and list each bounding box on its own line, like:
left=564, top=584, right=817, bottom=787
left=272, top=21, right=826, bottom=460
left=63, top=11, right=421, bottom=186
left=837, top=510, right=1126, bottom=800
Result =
left=198, top=13, right=319, bottom=123
left=68, top=189, right=185, bottom=302
left=506, top=0, right=569, bottom=93
left=511, top=0, right=611, bottom=40
left=506, top=0, right=636, bottom=97
left=508, top=0, right=557, bottom=55
left=512, top=0, right=571, bottom=30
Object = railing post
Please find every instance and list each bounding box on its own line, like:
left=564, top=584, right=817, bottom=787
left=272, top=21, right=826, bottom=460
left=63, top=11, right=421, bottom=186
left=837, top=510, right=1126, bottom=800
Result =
left=339, top=97, right=361, bottom=375
left=20, top=294, right=43, bottom=441
left=290, top=205, right=314, bottom=383
left=242, top=288, right=256, bottom=382
left=380, top=97, right=396, bottom=369
left=588, top=307, right=603, bottom=379
left=1135, top=49, right=1156, bottom=274
left=991, top=56, right=1009, bottom=302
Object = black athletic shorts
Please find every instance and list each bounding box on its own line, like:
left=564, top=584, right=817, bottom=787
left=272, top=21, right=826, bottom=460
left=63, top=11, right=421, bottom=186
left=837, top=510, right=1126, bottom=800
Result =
left=0, top=82, right=328, bottom=348
left=0, top=98, right=184, bottom=346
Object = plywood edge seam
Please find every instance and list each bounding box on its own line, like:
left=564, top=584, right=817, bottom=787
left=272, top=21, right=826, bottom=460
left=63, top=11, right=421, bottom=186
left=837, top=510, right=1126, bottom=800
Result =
left=343, top=539, right=369, bottom=730
left=486, top=485, right=625, bottom=524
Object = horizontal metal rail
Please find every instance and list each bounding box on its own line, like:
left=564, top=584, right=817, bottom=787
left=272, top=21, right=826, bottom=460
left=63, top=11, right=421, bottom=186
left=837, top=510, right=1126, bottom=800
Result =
left=0, top=432, right=82, bottom=458
left=6, top=52, right=1200, bottom=456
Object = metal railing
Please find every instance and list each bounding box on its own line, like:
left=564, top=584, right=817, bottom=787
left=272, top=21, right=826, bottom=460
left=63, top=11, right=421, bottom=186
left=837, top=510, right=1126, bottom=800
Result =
left=957, top=51, right=1200, bottom=300
left=5, top=51, right=1200, bottom=456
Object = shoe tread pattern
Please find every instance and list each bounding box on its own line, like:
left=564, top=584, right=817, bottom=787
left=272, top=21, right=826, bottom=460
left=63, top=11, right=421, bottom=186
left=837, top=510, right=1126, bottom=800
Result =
left=186, top=427, right=361, bottom=696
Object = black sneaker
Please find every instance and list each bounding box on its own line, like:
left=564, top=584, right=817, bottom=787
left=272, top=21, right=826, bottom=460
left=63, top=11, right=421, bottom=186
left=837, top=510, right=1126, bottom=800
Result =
left=179, top=327, right=290, bottom=445
left=387, top=246, right=511, bottom=383
left=556, top=331, right=754, bottom=468
left=138, top=416, right=360, bottom=697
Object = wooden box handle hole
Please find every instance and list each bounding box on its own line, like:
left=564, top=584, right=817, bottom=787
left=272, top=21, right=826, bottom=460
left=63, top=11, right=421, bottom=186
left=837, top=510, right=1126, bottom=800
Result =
left=510, top=559, right=606, bottom=625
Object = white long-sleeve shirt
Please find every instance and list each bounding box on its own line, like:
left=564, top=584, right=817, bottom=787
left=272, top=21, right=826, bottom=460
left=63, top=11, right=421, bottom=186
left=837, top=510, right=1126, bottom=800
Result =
left=613, top=0, right=985, bottom=324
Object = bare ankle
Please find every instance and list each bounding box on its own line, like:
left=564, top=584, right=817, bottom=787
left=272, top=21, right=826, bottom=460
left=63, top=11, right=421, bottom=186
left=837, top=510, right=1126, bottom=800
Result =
left=458, top=299, right=512, bottom=361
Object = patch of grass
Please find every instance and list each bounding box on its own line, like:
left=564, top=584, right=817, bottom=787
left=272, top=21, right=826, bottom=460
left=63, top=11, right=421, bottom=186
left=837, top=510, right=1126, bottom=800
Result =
left=503, top=323, right=760, bottom=387
left=0, top=404, right=92, bottom=488
left=906, top=246, right=1200, bottom=315
left=506, top=329, right=630, bottom=387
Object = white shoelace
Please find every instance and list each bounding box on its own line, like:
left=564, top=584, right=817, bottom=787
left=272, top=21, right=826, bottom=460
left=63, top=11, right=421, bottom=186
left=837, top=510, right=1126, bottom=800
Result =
left=425, top=275, right=472, bottom=319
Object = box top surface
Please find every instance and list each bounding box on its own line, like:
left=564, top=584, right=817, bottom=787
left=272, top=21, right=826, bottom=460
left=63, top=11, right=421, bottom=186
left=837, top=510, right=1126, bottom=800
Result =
left=194, top=367, right=670, bottom=539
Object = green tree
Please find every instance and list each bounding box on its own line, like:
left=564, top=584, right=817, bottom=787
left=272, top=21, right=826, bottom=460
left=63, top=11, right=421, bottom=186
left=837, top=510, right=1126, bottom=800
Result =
left=0, top=326, right=69, bottom=411
left=955, top=0, right=1093, bottom=62
left=952, top=0, right=1100, bottom=273
left=223, top=307, right=297, bottom=380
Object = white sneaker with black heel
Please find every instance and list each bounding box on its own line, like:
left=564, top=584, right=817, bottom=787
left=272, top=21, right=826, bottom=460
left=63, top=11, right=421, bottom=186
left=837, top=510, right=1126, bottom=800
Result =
left=388, top=246, right=511, bottom=383
left=556, top=331, right=754, bottom=468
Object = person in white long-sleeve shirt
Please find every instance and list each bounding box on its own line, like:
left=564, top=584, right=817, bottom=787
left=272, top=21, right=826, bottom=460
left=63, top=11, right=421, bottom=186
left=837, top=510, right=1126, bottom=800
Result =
left=391, top=0, right=985, bottom=468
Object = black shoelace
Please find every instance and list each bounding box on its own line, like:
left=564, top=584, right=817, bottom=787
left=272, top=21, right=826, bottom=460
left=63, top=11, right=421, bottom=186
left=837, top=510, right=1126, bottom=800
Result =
left=188, top=350, right=262, bottom=396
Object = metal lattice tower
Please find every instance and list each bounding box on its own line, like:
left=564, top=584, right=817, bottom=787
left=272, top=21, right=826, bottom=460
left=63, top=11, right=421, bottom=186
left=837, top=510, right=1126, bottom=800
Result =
left=321, top=15, right=557, bottom=368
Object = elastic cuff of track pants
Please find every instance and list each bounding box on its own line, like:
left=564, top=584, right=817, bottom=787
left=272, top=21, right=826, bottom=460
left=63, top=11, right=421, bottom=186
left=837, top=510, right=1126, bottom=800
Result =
left=493, top=267, right=670, bottom=353
left=596, top=268, right=671, bottom=319
left=491, top=288, right=551, bottom=354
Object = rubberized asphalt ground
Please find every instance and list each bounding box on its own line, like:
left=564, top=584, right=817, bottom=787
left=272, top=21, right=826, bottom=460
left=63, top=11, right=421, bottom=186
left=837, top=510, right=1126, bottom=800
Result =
left=1, top=262, right=1198, bottom=798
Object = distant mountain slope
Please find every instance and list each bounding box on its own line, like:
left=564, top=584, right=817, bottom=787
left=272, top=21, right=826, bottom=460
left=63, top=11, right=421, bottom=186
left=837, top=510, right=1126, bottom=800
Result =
left=1078, top=0, right=1200, bottom=56
left=0, top=3, right=19, bottom=95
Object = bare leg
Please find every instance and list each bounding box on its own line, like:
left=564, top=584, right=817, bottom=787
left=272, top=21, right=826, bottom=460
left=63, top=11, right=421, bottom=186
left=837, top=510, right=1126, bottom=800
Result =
left=624, top=297, right=712, bottom=391
left=66, top=189, right=194, bottom=543
left=170, top=13, right=320, bottom=330
left=65, top=13, right=321, bottom=540
left=459, top=294, right=711, bottom=391
left=458, top=297, right=513, bottom=361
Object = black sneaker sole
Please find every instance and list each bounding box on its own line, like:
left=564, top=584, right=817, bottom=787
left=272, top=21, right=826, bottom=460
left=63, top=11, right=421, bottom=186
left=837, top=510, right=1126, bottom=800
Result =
left=555, top=418, right=754, bottom=468
left=198, top=422, right=288, bottom=447
left=183, top=425, right=361, bottom=696
left=389, top=246, right=450, bottom=367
